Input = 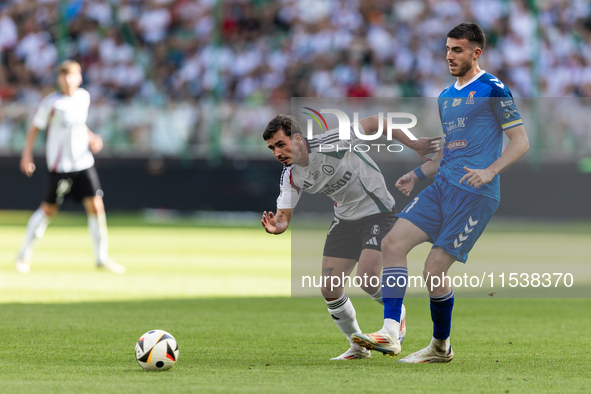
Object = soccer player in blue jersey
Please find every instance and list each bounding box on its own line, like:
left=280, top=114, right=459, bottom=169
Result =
left=351, top=22, right=530, bottom=362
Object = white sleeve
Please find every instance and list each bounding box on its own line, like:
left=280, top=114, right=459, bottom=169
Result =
left=31, top=94, right=54, bottom=130
left=276, top=166, right=301, bottom=210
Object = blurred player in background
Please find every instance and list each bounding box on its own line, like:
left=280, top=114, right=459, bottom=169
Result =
left=352, top=22, right=529, bottom=362
left=261, top=114, right=441, bottom=360
left=15, top=60, right=125, bottom=274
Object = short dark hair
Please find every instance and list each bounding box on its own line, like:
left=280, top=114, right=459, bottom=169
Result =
left=58, top=60, right=81, bottom=74
left=447, top=22, right=486, bottom=50
left=262, top=114, right=302, bottom=141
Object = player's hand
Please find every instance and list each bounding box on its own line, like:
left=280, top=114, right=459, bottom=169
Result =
left=459, top=166, right=496, bottom=188
left=20, top=154, right=36, bottom=177
left=89, top=133, right=104, bottom=154
left=261, top=211, right=278, bottom=234
left=411, top=137, right=442, bottom=161
left=395, top=174, right=416, bottom=197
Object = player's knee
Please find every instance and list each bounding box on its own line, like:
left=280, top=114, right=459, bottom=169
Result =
left=41, top=204, right=58, bottom=217
left=84, top=197, right=104, bottom=215
left=381, top=235, right=408, bottom=260
left=321, top=286, right=343, bottom=299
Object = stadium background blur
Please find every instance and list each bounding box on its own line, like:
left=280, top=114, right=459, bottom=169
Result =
left=1, top=0, right=590, bottom=217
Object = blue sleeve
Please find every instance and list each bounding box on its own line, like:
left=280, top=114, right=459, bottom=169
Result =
left=489, top=86, right=523, bottom=131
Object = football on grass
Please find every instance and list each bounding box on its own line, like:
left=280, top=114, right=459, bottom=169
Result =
left=135, top=330, right=179, bottom=371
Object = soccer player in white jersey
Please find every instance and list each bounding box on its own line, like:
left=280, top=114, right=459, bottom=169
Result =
left=261, top=114, right=441, bottom=360
left=15, top=60, right=125, bottom=274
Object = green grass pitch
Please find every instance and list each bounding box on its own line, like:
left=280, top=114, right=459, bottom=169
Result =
left=0, top=211, right=589, bottom=393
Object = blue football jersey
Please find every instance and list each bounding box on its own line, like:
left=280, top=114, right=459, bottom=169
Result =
left=437, top=71, right=523, bottom=201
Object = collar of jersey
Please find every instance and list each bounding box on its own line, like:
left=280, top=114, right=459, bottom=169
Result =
left=454, top=69, right=486, bottom=91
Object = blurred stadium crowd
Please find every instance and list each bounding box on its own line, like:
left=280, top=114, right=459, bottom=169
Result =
left=0, top=0, right=590, bottom=158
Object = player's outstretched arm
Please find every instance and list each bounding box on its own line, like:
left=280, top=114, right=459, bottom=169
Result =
left=359, top=115, right=441, bottom=161
left=20, top=125, right=40, bottom=177
left=460, top=125, right=529, bottom=189
left=396, top=150, right=443, bottom=197
left=261, top=208, right=292, bottom=235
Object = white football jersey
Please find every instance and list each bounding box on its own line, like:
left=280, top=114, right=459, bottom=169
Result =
left=276, top=127, right=395, bottom=221
left=32, top=88, right=94, bottom=173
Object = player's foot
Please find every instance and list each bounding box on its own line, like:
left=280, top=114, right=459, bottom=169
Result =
left=97, top=260, right=126, bottom=274
left=351, top=304, right=406, bottom=357
left=398, top=338, right=454, bottom=364
left=351, top=332, right=400, bottom=357
left=15, top=258, right=30, bottom=274
left=330, top=346, right=371, bottom=360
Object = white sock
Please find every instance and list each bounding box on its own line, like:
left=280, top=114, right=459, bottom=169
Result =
left=430, top=337, right=450, bottom=353
left=379, top=318, right=400, bottom=339
left=88, top=213, right=109, bottom=264
left=18, top=208, right=50, bottom=261
left=370, top=287, right=384, bottom=305
left=326, top=293, right=362, bottom=348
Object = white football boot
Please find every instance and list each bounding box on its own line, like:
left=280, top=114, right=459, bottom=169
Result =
left=15, top=257, right=31, bottom=274
left=351, top=304, right=406, bottom=357
left=330, top=345, right=371, bottom=360
left=97, top=260, right=126, bottom=274
left=398, top=337, right=454, bottom=363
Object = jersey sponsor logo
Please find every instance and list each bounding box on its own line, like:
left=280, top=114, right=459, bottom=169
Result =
left=320, top=171, right=352, bottom=195
left=302, top=180, right=313, bottom=190
left=443, top=100, right=448, bottom=109
left=445, top=140, right=467, bottom=150
left=489, top=77, right=505, bottom=89
left=500, top=99, right=513, bottom=107
left=452, top=98, right=462, bottom=107
left=465, top=91, right=476, bottom=104
left=322, top=165, right=335, bottom=175
left=371, top=224, right=380, bottom=235
left=443, top=116, right=467, bottom=133
left=312, top=171, right=321, bottom=180
left=503, top=108, right=518, bottom=119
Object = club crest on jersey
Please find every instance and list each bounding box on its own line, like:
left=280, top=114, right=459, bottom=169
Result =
left=452, top=98, right=462, bottom=107
left=322, top=165, right=335, bottom=175
left=445, top=140, right=467, bottom=150
left=312, top=171, right=321, bottom=180
left=466, top=91, right=476, bottom=104
left=371, top=224, right=380, bottom=235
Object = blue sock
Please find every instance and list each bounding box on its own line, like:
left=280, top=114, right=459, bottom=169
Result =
left=430, top=289, right=454, bottom=340
left=382, top=267, right=408, bottom=322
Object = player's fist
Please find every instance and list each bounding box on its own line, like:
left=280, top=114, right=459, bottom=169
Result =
left=395, top=174, right=415, bottom=197
left=89, top=133, right=103, bottom=154
left=20, top=154, right=36, bottom=177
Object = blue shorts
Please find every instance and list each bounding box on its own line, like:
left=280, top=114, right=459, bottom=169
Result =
left=396, top=176, right=499, bottom=263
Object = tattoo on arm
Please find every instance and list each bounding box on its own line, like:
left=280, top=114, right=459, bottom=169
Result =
left=322, top=267, right=334, bottom=277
